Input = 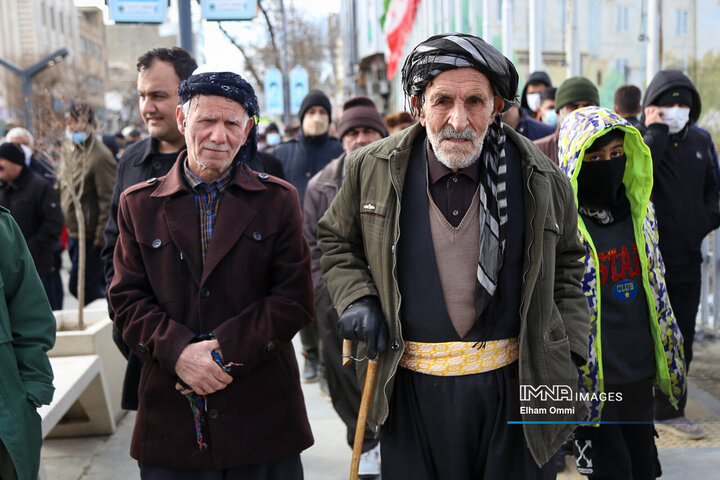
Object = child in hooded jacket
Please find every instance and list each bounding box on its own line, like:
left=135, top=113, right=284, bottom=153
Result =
left=557, top=106, right=686, bottom=479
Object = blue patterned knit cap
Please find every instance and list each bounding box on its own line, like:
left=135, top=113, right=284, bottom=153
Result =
left=178, top=71, right=259, bottom=166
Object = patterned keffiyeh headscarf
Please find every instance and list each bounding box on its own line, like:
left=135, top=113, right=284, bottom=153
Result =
left=402, top=33, right=518, bottom=322
left=178, top=71, right=259, bottom=166
left=401, top=33, right=518, bottom=114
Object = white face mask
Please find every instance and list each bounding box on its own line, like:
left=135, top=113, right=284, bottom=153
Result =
left=661, top=106, right=691, bottom=134
left=19, top=144, right=32, bottom=164
left=266, top=132, right=281, bottom=146
left=526, top=92, right=542, bottom=113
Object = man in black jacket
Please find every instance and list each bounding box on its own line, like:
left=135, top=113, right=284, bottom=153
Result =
left=642, top=69, right=720, bottom=439
left=274, top=89, right=343, bottom=382
left=102, top=47, right=198, bottom=410
left=0, top=142, right=64, bottom=309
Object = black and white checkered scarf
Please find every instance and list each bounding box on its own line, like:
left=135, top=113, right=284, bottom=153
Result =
left=474, top=115, right=508, bottom=317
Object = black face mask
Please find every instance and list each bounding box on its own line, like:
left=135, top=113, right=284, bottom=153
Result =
left=576, top=155, right=627, bottom=209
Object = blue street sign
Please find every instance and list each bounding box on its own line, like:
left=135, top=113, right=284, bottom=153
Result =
left=289, top=66, right=309, bottom=115
left=264, top=67, right=284, bottom=116
left=202, top=1, right=257, bottom=21
left=109, top=0, right=167, bottom=24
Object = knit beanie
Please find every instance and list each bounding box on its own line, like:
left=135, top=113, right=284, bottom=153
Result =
left=555, top=76, right=600, bottom=112
left=338, top=97, right=388, bottom=140
left=299, top=90, right=332, bottom=123
left=654, top=87, right=693, bottom=108
left=0, top=142, right=26, bottom=166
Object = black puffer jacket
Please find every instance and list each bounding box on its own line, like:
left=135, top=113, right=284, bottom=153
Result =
left=273, top=132, right=343, bottom=202
left=0, top=167, right=64, bottom=275
left=641, top=70, right=720, bottom=274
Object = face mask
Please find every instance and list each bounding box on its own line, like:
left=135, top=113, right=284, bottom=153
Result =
left=65, top=129, right=87, bottom=145
left=661, top=106, right=691, bottom=134
left=302, top=113, right=329, bottom=136
left=19, top=144, right=32, bottom=164
left=577, top=155, right=627, bottom=209
left=526, top=92, right=542, bottom=112
left=266, top=132, right=281, bottom=146
left=543, top=109, right=557, bottom=127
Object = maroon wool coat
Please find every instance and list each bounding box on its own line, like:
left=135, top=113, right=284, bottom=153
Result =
left=108, top=157, right=314, bottom=469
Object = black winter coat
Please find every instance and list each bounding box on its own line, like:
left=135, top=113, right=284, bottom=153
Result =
left=0, top=167, right=63, bottom=275
left=640, top=70, right=720, bottom=275
left=273, top=132, right=343, bottom=203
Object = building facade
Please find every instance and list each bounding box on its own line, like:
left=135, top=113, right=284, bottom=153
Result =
left=340, top=0, right=720, bottom=115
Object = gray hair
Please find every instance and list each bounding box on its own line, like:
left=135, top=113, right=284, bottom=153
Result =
left=6, top=127, right=33, bottom=147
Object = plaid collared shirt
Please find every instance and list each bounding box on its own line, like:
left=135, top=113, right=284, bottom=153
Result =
left=182, top=161, right=233, bottom=263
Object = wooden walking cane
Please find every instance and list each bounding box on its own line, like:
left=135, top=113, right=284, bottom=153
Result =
left=343, top=339, right=378, bottom=480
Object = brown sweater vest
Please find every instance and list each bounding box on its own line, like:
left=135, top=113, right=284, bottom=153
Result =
left=428, top=186, right=481, bottom=338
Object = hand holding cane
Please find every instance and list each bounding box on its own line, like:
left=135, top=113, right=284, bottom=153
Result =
left=338, top=297, right=387, bottom=480
left=343, top=339, right=378, bottom=480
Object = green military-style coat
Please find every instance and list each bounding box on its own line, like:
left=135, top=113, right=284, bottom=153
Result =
left=318, top=123, right=591, bottom=465
left=0, top=206, right=55, bottom=480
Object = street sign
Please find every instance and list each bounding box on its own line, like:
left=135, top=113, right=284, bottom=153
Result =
left=264, top=67, right=284, bottom=116
left=108, top=0, right=167, bottom=23
left=289, top=66, right=309, bottom=115
left=202, top=1, right=257, bottom=21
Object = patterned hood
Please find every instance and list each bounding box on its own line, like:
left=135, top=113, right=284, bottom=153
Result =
left=557, top=106, right=685, bottom=422
left=558, top=106, right=653, bottom=217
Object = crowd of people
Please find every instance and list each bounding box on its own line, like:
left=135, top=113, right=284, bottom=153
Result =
left=0, top=33, right=718, bottom=480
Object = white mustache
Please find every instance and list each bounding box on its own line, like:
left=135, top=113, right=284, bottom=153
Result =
left=437, top=126, right=476, bottom=141
left=202, top=142, right=230, bottom=152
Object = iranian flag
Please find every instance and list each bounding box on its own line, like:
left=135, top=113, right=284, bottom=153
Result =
left=383, top=0, right=421, bottom=80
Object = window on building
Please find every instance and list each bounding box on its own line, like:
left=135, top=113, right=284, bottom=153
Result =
left=497, top=0, right=502, bottom=22
left=676, top=10, right=689, bottom=36
left=49, top=6, right=55, bottom=30
left=41, top=1, right=46, bottom=26
left=615, top=58, right=630, bottom=83
left=59, top=10, right=64, bottom=34
left=615, top=4, right=629, bottom=33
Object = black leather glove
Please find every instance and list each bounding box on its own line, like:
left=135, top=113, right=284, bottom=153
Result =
left=338, top=296, right=388, bottom=360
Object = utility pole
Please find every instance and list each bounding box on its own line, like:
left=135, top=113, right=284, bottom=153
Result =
left=565, top=0, right=580, bottom=76
left=280, top=0, right=291, bottom=126
left=528, top=0, right=542, bottom=73
left=178, top=0, right=193, bottom=55
left=646, top=0, right=662, bottom=85
left=483, top=0, right=490, bottom=40
left=501, top=0, right=513, bottom=59
left=0, top=48, right=69, bottom=130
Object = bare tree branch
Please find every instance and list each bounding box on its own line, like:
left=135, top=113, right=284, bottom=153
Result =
left=218, top=23, right=265, bottom=90
left=258, top=0, right=281, bottom=69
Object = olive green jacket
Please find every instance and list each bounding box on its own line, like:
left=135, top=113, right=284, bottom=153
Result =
left=58, top=136, right=117, bottom=242
left=0, top=206, right=55, bottom=480
left=318, top=122, right=590, bottom=465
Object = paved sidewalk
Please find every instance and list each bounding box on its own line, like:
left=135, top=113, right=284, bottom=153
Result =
left=41, top=359, right=720, bottom=480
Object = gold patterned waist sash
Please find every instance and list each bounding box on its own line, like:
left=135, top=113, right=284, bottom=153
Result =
left=398, top=338, right=519, bottom=376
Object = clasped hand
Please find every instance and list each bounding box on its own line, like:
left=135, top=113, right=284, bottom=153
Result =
left=175, top=339, right=233, bottom=395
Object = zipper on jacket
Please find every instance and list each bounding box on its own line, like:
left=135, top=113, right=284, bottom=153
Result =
left=521, top=169, right=537, bottom=295
left=379, top=148, right=404, bottom=431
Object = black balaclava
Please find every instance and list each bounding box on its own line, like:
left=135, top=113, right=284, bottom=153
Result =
left=577, top=130, right=627, bottom=210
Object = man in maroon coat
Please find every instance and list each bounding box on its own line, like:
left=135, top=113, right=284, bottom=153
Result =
left=108, top=67, right=314, bottom=479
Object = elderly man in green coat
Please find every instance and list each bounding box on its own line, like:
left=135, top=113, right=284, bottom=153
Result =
left=0, top=206, right=55, bottom=480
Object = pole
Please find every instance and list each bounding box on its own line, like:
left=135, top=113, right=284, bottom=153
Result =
left=280, top=0, right=291, bottom=126
left=646, top=0, right=660, bottom=86
left=178, top=0, right=194, bottom=55
left=566, top=0, right=580, bottom=77
left=21, top=73, right=32, bottom=130
left=501, top=0, right=513, bottom=59
left=482, top=0, right=490, bottom=40
left=0, top=48, right=68, bottom=130
left=528, top=0, right=542, bottom=73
